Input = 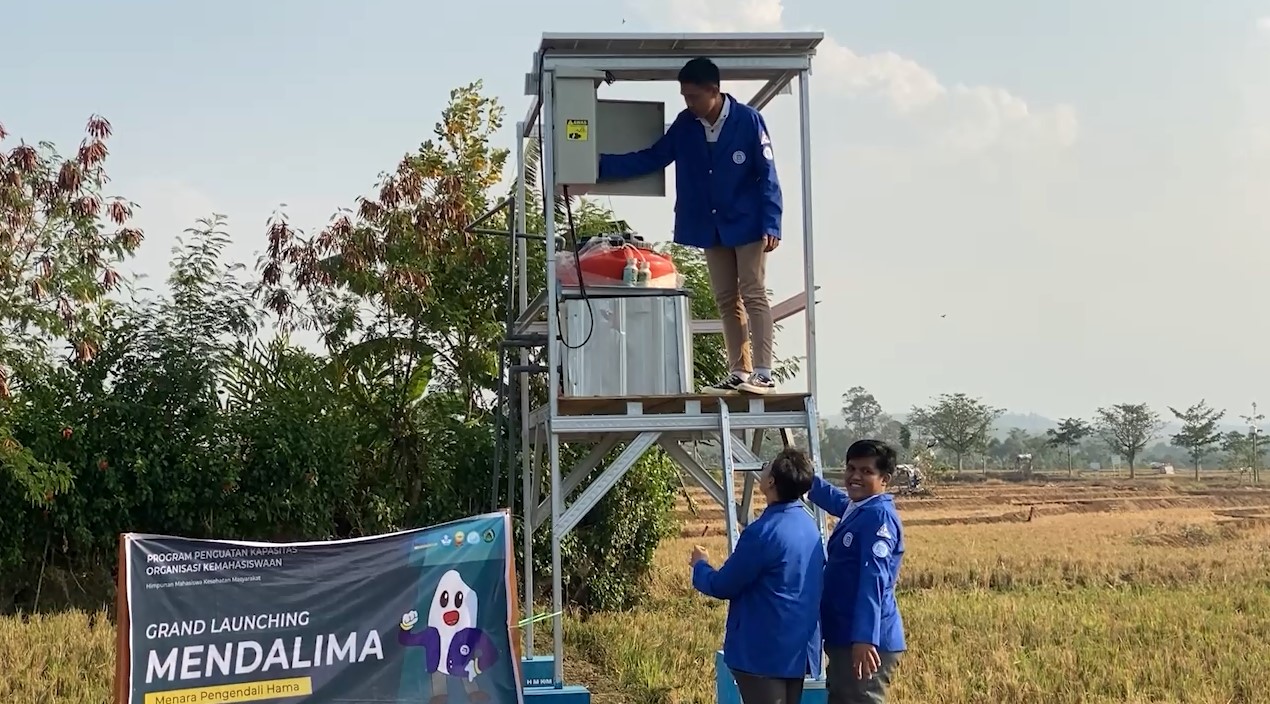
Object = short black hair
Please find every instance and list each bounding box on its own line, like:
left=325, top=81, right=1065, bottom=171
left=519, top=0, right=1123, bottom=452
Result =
left=678, top=57, right=720, bottom=87
left=767, top=448, right=815, bottom=502
left=845, top=439, right=898, bottom=477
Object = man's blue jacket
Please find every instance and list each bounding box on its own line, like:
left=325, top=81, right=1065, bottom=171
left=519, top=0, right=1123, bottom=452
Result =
left=806, top=477, right=907, bottom=652
left=597, top=94, right=783, bottom=249
left=691, top=499, right=824, bottom=679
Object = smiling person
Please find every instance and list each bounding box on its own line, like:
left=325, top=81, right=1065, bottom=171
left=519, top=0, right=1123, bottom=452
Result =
left=690, top=448, right=824, bottom=704
left=805, top=439, right=907, bottom=704
left=596, top=56, right=782, bottom=396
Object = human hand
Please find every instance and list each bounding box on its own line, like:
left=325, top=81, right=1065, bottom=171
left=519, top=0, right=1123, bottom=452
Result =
left=690, top=545, right=709, bottom=566
left=763, top=234, right=779, bottom=252
left=851, top=643, right=880, bottom=680
left=400, top=610, right=419, bottom=630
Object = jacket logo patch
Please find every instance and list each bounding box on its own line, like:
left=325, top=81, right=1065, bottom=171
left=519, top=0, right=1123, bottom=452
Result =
left=732, top=150, right=746, bottom=164
left=876, top=524, right=892, bottom=540
left=872, top=540, right=890, bottom=558
left=842, top=532, right=853, bottom=548
left=762, top=146, right=774, bottom=160
left=761, top=131, right=771, bottom=145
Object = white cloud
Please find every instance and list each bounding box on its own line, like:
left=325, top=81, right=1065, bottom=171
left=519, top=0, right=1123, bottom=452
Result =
left=624, top=0, right=1078, bottom=152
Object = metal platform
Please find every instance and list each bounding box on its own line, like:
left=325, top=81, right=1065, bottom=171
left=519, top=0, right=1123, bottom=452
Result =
left=530, top=392, right=813, bottom=437
left=506, top=30, right=827, bottom=692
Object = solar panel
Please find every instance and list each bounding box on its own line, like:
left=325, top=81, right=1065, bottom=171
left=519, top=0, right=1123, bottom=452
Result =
left=538, top=32, right=823, bottom=57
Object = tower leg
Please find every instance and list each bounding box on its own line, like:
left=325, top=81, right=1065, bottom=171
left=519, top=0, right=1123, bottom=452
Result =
left=718, top=403, right=741, bottom=555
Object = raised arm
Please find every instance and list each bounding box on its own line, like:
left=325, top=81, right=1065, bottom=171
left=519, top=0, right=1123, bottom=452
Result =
left=691, top=527, right=769, bottom=600
left=397, top=612, right=441, bottom=671
left=598, top=115, right=681, bottom=180
left=806, top=475, right=849, bottom=518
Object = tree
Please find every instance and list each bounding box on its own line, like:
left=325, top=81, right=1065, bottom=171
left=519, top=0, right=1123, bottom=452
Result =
left=1167, top=400, right=1225, bottom=479
left=1046, top=418, right=1093, bottom=477
left=0, top=115, right=144, bottom=398
left=1239, top=404, right=1264, bottom=485
left=255, top=82, right=700, bottom=611
left=907, top=393, right=1003, bottom=472
left=841, top=386, right=884, bottom=438
left=1094, top=403, right=1163, bottom=479
left=1221, top=430, right=1266, bottom=480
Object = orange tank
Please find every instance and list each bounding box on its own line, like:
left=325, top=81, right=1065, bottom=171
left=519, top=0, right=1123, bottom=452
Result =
left=558, top=242, right=678, bottom=287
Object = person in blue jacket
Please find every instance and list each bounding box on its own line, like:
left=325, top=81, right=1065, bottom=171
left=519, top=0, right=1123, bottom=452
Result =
left=597, top=57, right=783, bottom=396
left=806, top=439, right=906, bottom=704
left=690, top=448, right=824, bottom=704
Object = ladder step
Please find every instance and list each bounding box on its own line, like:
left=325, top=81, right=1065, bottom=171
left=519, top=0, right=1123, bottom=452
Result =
left=733, top=462, right=764, bottom=472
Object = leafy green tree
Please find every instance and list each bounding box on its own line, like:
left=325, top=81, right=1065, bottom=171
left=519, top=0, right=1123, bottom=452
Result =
left=1239, top=405, right=1264, bottom=484
left=908, top=393, right=1003, bottom=472
left=1046, top=418, right=1093, bottom=477
left=1221, top=430, right=1265, bottom=479
left=1094, top=403, right=1163, bottom=478
left=841, top=386, right=884, bottom=438
left=256, top=82, right=694, bottom=611
left=1167, top=400, right=1225, bottom=479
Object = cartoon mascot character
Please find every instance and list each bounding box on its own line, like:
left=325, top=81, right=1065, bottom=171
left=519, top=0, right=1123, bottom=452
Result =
left=399, top=569, right=499, bottom=704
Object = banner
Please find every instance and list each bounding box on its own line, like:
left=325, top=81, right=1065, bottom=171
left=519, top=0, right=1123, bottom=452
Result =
left=115, top=512, right=523, bottom=704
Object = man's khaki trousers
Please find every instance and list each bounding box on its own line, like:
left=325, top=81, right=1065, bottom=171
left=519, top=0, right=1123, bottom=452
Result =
left=703, top=240, right=773, bottom=376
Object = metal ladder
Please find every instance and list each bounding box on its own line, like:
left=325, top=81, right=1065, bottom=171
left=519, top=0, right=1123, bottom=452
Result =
left=719, top=395, right=828, bottom=555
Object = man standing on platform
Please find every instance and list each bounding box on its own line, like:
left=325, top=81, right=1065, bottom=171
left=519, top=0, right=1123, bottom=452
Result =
left=597, top=56, right=783, bottom=396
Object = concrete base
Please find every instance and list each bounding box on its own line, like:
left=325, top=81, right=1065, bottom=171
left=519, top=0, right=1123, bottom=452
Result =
left=524, top=685, right=592, bottom=703
left=715, top=650, right=827, bottom=704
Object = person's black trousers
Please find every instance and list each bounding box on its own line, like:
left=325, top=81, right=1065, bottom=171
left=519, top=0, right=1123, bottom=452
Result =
left=824, top=648, right=903, bottom=704
left=729, top=667, right=806, bottom=704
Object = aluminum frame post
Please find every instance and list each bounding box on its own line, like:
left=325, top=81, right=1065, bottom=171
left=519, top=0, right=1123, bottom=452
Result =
left=540, top=70, right=567, bottom=688
left=804, top=396, right=828, bottom=540
left=719, top=404, right=741, bottom=555
left=514, top=121, right=534, bottom=659
left=798, top=69, right=818, bottom=403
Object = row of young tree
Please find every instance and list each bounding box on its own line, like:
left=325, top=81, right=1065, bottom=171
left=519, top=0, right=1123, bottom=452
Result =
left=0, top=85, right=717, bottom=613
left=825, top=387, right=1264, bottom=482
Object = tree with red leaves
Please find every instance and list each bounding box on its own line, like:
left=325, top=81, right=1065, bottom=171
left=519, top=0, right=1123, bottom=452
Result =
left=0, top=115, right=144, bottom=398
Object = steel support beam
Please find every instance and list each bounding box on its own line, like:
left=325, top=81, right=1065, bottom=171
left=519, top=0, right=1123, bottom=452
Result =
left=660, top=439, right=731, bottom=515
left=747, top=71, right=796, bottom=110
left=556, top=432, right=661, bottom=539
left=532, top=434, right=625, bottom=531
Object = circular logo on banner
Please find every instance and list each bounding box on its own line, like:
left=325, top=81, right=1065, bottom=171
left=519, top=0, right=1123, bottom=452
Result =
left=732, top=150, right=746, bottom=164
left=872, top=540, right=891, bottom=559
left=842, top=532, right=854, bottom=548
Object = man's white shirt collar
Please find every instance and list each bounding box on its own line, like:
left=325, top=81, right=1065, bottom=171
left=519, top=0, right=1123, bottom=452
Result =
left=698, top=95, right=731, bottom=140
left=843, top=492, right=882, bottom=516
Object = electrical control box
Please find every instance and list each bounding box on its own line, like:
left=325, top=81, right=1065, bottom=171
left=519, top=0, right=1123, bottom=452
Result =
left=591, top=99, right=666, bottom=198
left=552, top=73, right=601, bottom=187
left=549, top=73, right=666, bottom=198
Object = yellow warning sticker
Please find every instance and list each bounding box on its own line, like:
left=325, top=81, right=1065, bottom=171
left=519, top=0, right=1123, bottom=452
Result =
left=565, top=119, right=589, bottom=141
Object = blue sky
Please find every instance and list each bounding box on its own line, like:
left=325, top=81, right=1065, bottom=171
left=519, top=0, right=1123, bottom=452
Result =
left=5, top=0, right=1270, bottom=420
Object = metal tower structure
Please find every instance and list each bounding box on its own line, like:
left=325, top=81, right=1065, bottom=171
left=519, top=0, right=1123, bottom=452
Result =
left=508, top=31, right=827, bottom=695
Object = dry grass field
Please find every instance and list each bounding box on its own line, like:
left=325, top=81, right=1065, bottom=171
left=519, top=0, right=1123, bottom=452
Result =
left=3, top=473, right=1270, bottom=704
